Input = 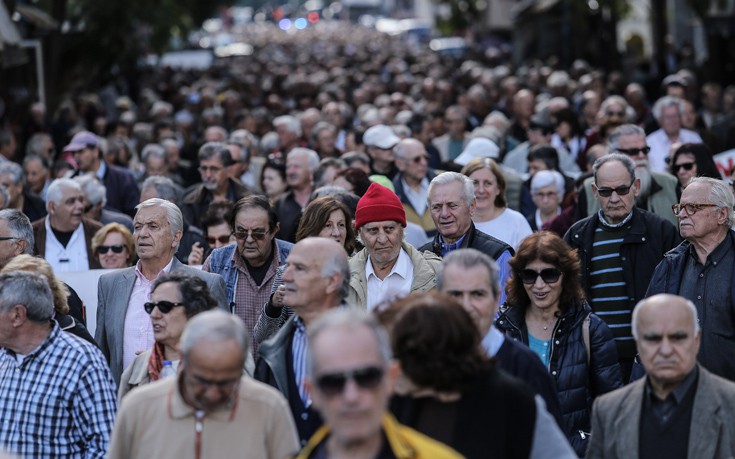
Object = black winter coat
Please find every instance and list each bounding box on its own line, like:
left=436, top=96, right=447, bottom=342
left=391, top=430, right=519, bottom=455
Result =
left=496, top=300, right=623, bottom=457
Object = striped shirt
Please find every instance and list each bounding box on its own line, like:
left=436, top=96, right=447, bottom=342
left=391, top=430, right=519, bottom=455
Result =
left=0, top=324, right=117, bottom=459
left=292, top=317, right=310, bottom=407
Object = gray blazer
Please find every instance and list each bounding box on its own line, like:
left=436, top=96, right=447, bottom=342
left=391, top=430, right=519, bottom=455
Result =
left=587, top=365, right=735, bottom=459
left=95, top=257, right=227, bottom=385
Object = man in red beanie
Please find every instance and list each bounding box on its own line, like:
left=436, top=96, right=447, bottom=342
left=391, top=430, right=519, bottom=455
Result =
left=347, top=182, right=442, bottom=310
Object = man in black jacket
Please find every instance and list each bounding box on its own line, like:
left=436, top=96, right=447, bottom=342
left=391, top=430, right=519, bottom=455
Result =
left=420, top=171, right=513, bottom=305
left=564, top=153, right=680, bottom=380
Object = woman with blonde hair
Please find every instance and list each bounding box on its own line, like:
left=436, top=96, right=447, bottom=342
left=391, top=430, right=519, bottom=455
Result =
left=91, top=223, right=135, bottom=269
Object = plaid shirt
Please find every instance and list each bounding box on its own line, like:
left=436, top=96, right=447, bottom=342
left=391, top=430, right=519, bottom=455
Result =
left=0, top=323, right=117, bottom=459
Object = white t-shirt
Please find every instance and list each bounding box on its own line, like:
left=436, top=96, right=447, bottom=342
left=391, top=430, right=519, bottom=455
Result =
left=474, top=208, right=533, bottom=250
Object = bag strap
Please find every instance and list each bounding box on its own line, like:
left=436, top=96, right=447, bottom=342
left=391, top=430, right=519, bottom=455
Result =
left=582, top=313, right=591, bottom=366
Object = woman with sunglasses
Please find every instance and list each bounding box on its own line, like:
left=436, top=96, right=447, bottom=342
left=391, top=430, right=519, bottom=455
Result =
left=117, top=272, right=219, bottom=400
left=668, top=143, right=720, bottom=199
left=91, top=223, right=135, bottom=269
left=496, top=232, right=622, bottom=457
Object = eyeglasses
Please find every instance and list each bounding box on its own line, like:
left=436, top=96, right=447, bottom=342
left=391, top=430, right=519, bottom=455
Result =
left=606, top=110, right=626, bottom=117
left=0, top=236, right=17, bottom=242
left=671, top=203, right=718, bottom=216
left=144, top=300, right=185, bottom=314
left=198, top=165, right=223, bottom=174
left=672, top=162, right=695, bottom=173
left=406, top=155, right=428, bottom=164
left=97, top=244, right=125, bottom=254
left=616, top=147, right=650, bottom=156
left=595, top=183, right=634, bottom=197
left=518, top=268, right=562, bottom=285
left=315, top=366, right=385, bottom=397
left=207, top=235, right=232, bottom=245
left=533, top=191, right=558, bottom=199
left=232, top=228, right=269, bottom=241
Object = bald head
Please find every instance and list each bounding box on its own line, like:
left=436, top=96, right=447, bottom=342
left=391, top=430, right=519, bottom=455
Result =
left=632, top=294, right=699, bottom=340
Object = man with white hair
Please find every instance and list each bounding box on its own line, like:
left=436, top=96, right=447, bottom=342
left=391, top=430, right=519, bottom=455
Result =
left=75, top=174, right=134, bottom=233
left=32, top=178, right=102, bottom=272
left=0, top=161, right=47, bottom=222
left=273, top=148, right=319, bottom=243
left=274, top=115, right=302, bottom=155
left=646, top=96, right=703, bottom=173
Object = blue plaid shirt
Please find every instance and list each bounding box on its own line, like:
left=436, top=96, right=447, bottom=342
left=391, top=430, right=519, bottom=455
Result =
left=0, top=323, right=117, bottom=459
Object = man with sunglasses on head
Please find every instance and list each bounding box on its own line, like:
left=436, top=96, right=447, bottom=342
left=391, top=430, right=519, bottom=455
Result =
left=296, top=309, right=462, bottom=459
left=95, top=198, right=228, bottom=385
left=109, top=309, right=299, bottom=459
left=576, top=124, right=679, bottom=227
left=565, top=153, right=680, bottom=381
left=647, top=177, right=735, bottom=382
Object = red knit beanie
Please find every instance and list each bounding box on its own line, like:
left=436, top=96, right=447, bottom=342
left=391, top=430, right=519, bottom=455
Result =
left=354, top=182, right=406, bottom=230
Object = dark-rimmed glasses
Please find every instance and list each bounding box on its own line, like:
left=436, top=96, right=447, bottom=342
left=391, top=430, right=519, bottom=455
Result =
left=595, top=183, right=634, bottom=197
left=519, top=268, right=562, bottom=285
left=672, top=203, right=718, bottom=216
left=616, top=147, right=650, bottom=156
left=672, top=162, right=695, bottom=174
left=144, top=300, right=185, bottom=314
left=232, top=229, right=269, bottom=241
left=315, top=366, right=385, bottom=397
left=97, top=244, right=125, bottom=254
left=207, top=235, right=232, bottom=245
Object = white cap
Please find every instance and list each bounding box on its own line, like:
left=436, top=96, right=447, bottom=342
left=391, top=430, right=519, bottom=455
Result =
left=453, top=137, right=500, bottom=166
left=363, top=124, right=400, bottom=150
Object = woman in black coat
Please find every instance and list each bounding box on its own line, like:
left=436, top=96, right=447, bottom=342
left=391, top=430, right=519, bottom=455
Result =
left=495, top=232, right=622, bottom=457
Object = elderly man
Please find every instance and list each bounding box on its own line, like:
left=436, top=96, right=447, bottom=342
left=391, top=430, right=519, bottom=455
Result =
left=297, top=309, right=461, bottom=458
left=0, top=271, right=117, bottom=458
left=273, top=148, right=319, bottom=243
left=432, top=105, right=470, bottom=163
left=108, top=310, right=299, bottom=459
left=565, top=154, right=680, bottom=379
left=75, top=174, right=134, bottom=233
left=66, top=130, right=139, bottom=216
left=647, top=177, right=735, bottom=381
left=392, top=138, right=437, bottom=238
left=95, top=198, right=228, bottom=384
left=419, top=171, right=513, bottom=305
left=255, top=238, right=349, bottom=446
left=646, top=96, right=703, bottom=173
left=348, top=182, right=441, bottom=310
left=0, top=209, right=34, bottom=269
left=0, top=161, right=46, bottom=221
left=22, top=154, right=52, bottom=201
left=182, top=142, right=251, bottom=229
left=204, top=195, right=293, bottom=355
left=587, top=295, right=735, bottom=458
left=32, top=178, right=102, bottom=272
left=363, top=124, right=401, bottom=179
left=577, top=124, right=679, bottom=226
left=274, top=115, right=302, bottom=156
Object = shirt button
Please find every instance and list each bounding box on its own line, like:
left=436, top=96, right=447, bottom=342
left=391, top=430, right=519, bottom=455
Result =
left=700, top=273, right=704, bottom=277
left=698, top=296, right=702, bottom=300
left=555, top=340, right=560, bottom=345
left=301, top=413, right=309, bottom=420
left=552, top=371, right=557, bottom=376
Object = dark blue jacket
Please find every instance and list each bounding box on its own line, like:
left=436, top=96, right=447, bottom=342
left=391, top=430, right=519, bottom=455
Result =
left=496, top=300, right=623, bottom=457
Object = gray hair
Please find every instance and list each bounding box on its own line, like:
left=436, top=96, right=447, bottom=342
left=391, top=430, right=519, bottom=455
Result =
left=226, top=141, right=250, bottom=163
left=22, top=154, right=51, bottom=174
left=288, top=148, right=320, bottom=173
left=0, top=185, right=8, bottom=209
left=632, top=294, right=700, bottom=340
left=607, top=124, right=646, bottom=153
left=135, top=198, right=184, bottom=235
left=341, top=151, right=371, bottom=168
left=0, top=208, right=33, bottom=253
left=0, top=271, right=53, bottom=323
left=592, top=153, right=636, bottom=184
left=180, top=309, right=249, bottom=362
left=690, top=176, right=735, bottom=228
left=314, top=158, right=346, bottom=187
left=427, top=171, right=476, bottom=207
left=198, top=142, right=234, bottom=167
left=140, top=176, right=183, bottom=204
left=652, top=96, right=685, bottom=121
left=141, top=143, right=168, bottom=165
left=46, top=178, right=82, bottom=211
left=25, top=133, right=53, bottom=157
left=260, top=132, right=279, bottom=154
left=438, top=248, right=501, bottom=298
left=531, top=170, right=565, bottom=196
left=74, top=174, right=107, bottom=207
left=273, top=115, right=302, bottom=137
left=306, top=308, right=392, bottom=375
left=0, top=161, right=23, bottom=185
left=319, top=246, right=351, bottom=301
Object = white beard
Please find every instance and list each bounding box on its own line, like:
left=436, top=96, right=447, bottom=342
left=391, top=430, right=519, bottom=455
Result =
left=635, top=160, right=652, bottom=203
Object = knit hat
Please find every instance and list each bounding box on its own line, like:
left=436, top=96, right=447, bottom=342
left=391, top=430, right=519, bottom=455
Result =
left=354, top=182, right=406, bottom=230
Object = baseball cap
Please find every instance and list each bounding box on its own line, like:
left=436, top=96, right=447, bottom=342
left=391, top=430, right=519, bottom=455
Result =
left=363, top=124, right=400, bottom=150
left=63, top=131, right=99, bottom=153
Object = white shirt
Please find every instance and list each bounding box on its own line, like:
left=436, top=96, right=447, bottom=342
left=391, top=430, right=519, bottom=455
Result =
left=402, top=177, right=429, bottom=217
left=44, top=217, right=89, bottom=273
left=122, top=258, right=174, bottom=371
left=365, top=248, right=414, bottom=311
left=474, top=208, right=533, bottom=250
left=646, top=128, right=703, bottom=173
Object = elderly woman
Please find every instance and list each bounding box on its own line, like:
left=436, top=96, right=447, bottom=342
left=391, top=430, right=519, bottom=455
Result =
left=252, top=196, right=355, bottom=343
left=0, top=255, right=94, bottom=344
left=92, top=223, right=135, bottom=269
left=528, top=170, right=566, bottom=231
left=669, top=143, right=721, bottom=199
left=384, top=292, right=575, bottom=459
left=461, top=157, right=532, bottom=249
left=117, top=272, right=218, bottom=400
left=495, top=231, right=622, bottom=456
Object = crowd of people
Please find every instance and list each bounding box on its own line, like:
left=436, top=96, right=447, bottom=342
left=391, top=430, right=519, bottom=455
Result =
left=1, top=19, right=735, bottom=459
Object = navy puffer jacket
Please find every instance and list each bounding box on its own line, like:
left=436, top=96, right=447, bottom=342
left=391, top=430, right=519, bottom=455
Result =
left=496, top=300, right=623, bottom=457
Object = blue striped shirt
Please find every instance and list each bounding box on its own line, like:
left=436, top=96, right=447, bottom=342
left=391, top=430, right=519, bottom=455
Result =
left=292, top=317, right=310, bottom=407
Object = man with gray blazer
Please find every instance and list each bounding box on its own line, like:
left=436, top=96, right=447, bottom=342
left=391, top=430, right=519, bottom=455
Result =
left=95, top=198, right=227, bottom=385
left=587, top=294, right=735, bottom=459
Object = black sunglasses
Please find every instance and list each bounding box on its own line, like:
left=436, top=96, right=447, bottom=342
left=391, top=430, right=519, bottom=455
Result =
left=315, top=366, right=384, bottom=397
left=616, top=146, right=650, bottom=156
left=97, top=244, right=125, bottom=254
left=144, top=300, right=185, bottom=314
left=519, top=268, right=562, bottom=285
left=232, top=229, right=269, bottom=241
left=672, top=162, right=695, bottom=173
left=207, top=235, right=232, bottom=245
left=606, top=110, right=625, bottom=117
left=595, top=183, right=634, bottom=198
